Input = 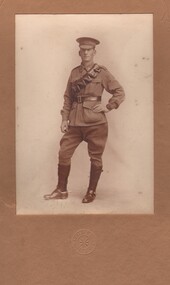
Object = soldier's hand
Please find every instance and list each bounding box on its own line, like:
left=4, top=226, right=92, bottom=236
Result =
left=92, top=104, right=109, bottom=113
left=60, top=120, right=69, bottom=133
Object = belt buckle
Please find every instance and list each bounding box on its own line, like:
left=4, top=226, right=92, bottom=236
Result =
left=77, top=96, right=82, bottom=103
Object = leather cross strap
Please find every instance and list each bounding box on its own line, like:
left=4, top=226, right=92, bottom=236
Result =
left=71, top=64, right=101, bottom=94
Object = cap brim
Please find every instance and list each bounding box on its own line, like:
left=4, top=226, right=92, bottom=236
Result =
left=79, top=44, right=95, bottom=49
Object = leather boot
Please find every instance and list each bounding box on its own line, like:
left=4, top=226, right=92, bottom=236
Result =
left=82, top=164, right=103, bottom=203
left=44, top=164, right=70, bottom=200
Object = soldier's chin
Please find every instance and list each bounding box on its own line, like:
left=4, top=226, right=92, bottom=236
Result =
left=83, top=57, right=90, bottom=61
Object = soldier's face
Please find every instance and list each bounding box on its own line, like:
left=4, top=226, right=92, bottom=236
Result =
left=79, top=47, right=96, bottom=62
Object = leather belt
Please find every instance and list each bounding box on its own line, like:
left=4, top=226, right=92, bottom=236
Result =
left=75, top=96, right=101, bottom=104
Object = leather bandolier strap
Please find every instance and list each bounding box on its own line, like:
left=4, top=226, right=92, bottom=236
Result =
left=71, top=64, right=101, bottom=95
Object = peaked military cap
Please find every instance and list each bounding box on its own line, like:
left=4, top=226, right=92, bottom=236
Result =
left=76, top=37, right=100, bottom=49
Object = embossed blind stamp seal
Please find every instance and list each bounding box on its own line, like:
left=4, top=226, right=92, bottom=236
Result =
left=71, top=229, right=96, bottom=255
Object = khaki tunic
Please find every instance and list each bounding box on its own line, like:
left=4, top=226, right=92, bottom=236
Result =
left=61, top=64, right=125, bottom=126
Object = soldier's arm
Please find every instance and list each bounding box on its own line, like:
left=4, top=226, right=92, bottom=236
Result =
left=102, top=68, right=125, bottom=110
left=60, top=74, right=72, bottom=119
left=60, top=74, right=73, bottom=132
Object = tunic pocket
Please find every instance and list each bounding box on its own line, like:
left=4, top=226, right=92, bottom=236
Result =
left=82, top=101, right=105, bottom=123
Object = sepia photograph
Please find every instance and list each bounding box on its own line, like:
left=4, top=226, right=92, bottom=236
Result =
left=15, top=14, right=153, bottom=214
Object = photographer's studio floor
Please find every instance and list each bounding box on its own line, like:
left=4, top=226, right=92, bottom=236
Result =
left=16, top=169, right=153, bottom=215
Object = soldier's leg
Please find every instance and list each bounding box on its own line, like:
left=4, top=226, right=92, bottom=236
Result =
left=82, top=123, right=108, bottom=203
left=44, top=127, right=83, bottom=200
left=86, top=123, right=108, bottom=168
left=58, top=126, right=83, bottom=165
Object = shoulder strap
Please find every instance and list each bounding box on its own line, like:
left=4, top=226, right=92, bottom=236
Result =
left=100, top=66, right=107, bottom=71
left=72, top=65, right=81, bottom=71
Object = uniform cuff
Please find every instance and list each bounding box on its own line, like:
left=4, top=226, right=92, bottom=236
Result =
left=106, top=102, right=119, bottom=110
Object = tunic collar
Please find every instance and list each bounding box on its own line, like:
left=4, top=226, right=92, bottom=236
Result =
left=79, top=62, right=96, bottom=73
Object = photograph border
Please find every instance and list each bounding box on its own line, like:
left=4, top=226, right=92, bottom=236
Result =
left=15, top=13, right=153, bottom=215
left=0, top=0, right=170, bottom=284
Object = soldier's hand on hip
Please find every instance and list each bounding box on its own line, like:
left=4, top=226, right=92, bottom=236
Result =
left=61, top=120, right=69, bottom=133
left=92, top=104, right=109, bottom=113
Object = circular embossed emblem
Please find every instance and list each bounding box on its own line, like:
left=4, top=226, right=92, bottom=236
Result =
left=72, top=229, right=96, bottom=255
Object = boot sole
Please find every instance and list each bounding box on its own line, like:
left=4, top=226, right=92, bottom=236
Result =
left=44, top=195, right=68, bottom=200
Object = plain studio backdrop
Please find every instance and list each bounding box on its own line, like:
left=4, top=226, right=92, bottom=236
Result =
left=16, top=14, right=153, bottom=214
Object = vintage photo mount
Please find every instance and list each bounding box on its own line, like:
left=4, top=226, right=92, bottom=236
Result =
left=0, top=0, right=170, bottom=284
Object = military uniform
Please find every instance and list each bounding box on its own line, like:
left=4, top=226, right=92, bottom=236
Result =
left=44, top=37, right=125, bottom=203
left=59, top=63, right=125, bottom=167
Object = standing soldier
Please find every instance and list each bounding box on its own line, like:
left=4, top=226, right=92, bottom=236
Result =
left=44, top=37, right=125, bottom=203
